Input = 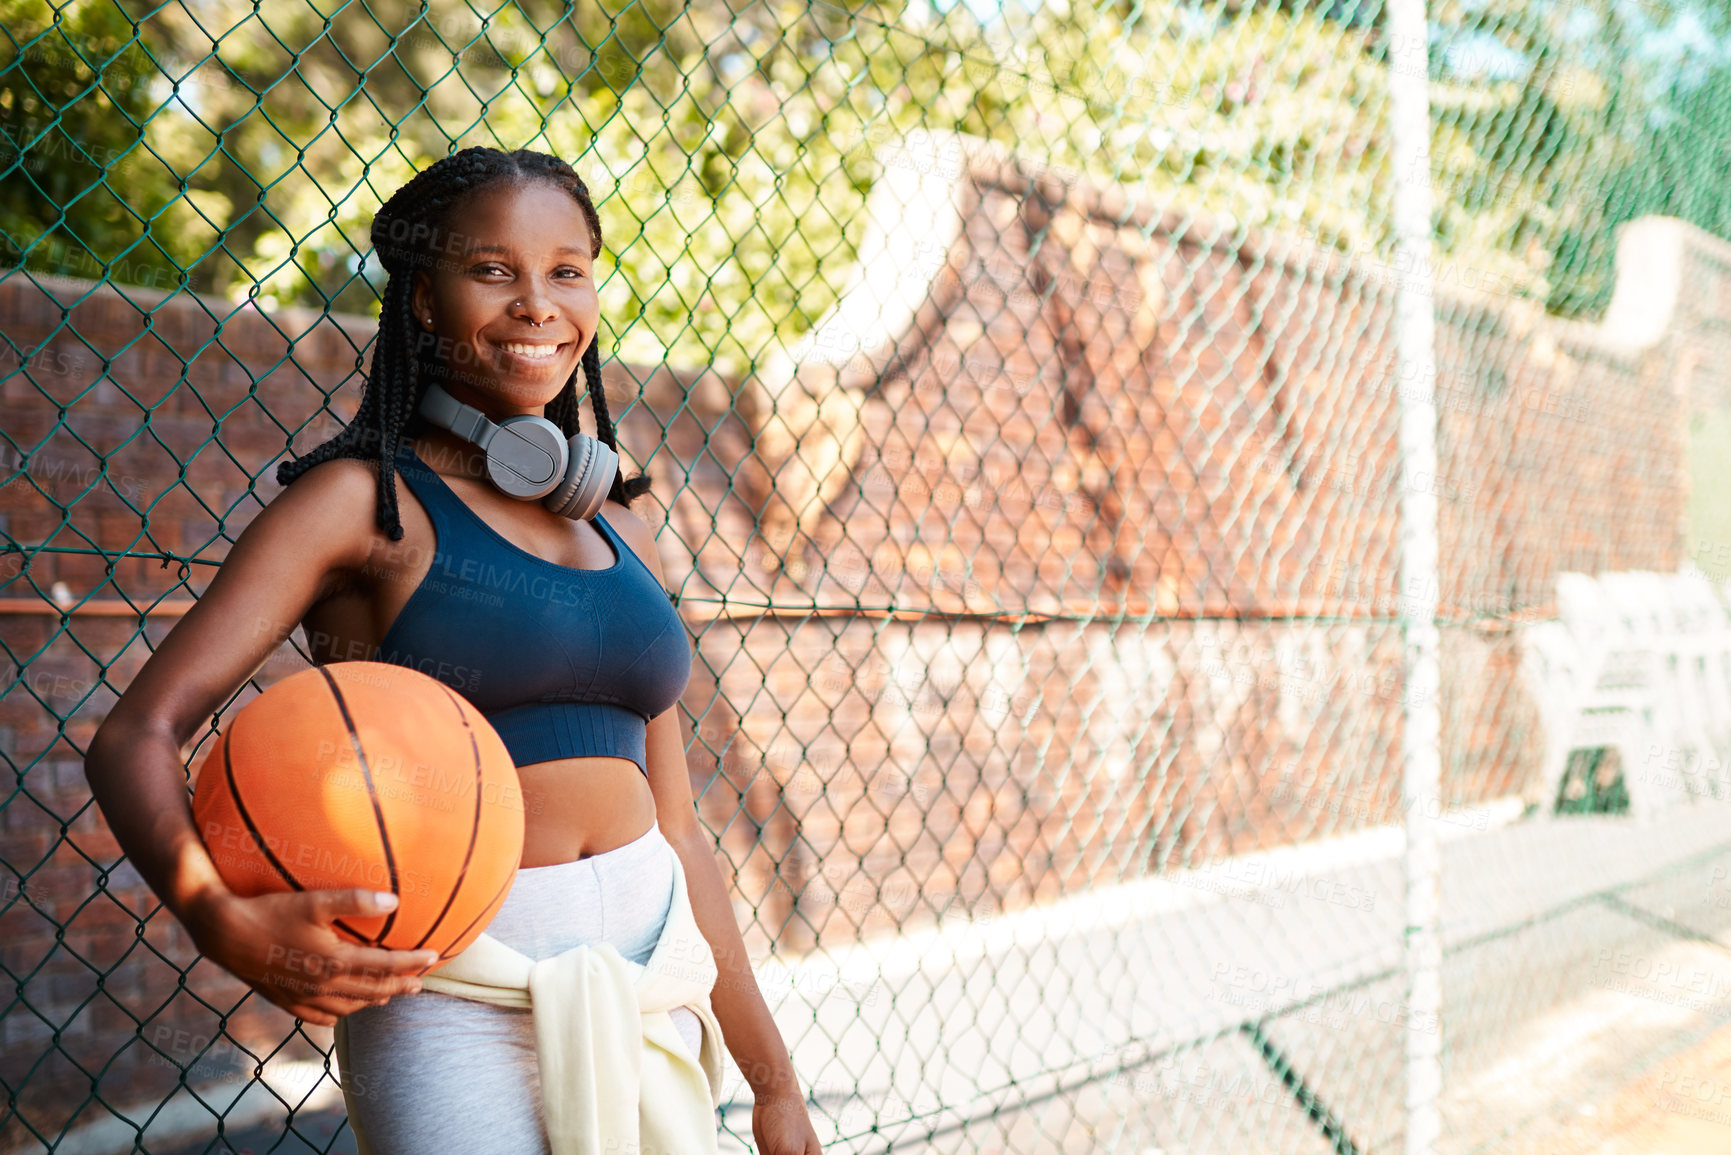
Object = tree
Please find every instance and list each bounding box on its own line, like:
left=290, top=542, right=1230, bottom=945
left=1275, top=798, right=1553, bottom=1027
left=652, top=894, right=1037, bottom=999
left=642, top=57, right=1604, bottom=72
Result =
left=0, top=0, right=199, bottom=291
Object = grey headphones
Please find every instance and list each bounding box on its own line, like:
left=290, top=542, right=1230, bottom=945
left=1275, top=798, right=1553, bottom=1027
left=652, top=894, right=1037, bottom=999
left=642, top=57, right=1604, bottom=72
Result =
left=416, top=381, right=618, bottom=521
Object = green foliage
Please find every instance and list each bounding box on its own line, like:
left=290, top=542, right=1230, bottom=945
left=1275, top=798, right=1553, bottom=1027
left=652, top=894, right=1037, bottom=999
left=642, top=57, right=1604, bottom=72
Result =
left=0, top=0, right=198, bottom=290
left=0, top=0, right=1726, bottom=375
left=1425, top=0, right=1731, bottom=314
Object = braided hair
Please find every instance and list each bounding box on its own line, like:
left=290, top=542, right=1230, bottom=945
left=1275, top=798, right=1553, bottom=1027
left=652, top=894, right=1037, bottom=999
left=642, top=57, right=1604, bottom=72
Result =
left=275, top=146, right=652, bottom=541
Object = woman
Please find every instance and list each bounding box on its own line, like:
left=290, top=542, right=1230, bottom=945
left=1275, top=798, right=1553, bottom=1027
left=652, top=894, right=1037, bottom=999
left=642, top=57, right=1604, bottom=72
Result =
left=83, top=147, right=823, bottom=1155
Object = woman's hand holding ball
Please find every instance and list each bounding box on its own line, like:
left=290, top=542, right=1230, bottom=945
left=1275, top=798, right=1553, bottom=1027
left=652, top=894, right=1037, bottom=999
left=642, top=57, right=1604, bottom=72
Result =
left=186, top=886, right=442, bottom=1027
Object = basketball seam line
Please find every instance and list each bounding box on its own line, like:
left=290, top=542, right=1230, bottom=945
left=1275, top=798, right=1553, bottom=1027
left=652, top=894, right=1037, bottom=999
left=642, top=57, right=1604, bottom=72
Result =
left=411, top=682, right=488, bottom=953
left=224, top=722, right=308, bottom=897
left=223, top=696, right=373, bottom=945
left=316, top=665, right=401, bottom=945
left=438, top=865, right=516, bottom=964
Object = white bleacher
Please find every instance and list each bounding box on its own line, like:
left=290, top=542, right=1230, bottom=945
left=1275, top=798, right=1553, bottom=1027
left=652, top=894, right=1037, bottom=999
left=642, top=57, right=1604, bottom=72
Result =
left=1519, top=568, right=1731, bottom=821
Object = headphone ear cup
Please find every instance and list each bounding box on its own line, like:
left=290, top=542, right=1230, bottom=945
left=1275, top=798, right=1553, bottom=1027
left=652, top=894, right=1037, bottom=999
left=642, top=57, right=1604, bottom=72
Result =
left=487, top=415, right=569, bottom=499
left=541, top=434, right=619, bottom=521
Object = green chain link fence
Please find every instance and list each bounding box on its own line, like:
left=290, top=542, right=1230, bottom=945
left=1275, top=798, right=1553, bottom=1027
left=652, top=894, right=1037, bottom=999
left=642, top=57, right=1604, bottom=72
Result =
left=5, top=0, right=1731, bottom=1152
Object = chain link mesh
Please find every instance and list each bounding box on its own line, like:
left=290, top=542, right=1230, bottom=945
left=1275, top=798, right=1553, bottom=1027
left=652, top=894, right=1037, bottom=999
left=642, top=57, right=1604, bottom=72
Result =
left=4, top=0, right=1731, bottom=1152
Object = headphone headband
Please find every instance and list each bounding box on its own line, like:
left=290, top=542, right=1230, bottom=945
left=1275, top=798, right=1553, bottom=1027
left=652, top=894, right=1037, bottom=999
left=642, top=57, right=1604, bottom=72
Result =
left=415, top=382, right=617, bottom=521
left=417, top=383, right=498, bottom=450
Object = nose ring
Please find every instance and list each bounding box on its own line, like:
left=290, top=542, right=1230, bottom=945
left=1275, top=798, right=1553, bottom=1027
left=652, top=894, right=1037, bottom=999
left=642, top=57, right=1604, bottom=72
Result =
left=515, top=299, right=543, bottom=327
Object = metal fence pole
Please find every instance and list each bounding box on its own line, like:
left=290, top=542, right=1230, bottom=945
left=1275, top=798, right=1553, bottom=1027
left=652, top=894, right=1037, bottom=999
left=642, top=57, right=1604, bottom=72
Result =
left=1387, top=0, right=1444, bottom=1152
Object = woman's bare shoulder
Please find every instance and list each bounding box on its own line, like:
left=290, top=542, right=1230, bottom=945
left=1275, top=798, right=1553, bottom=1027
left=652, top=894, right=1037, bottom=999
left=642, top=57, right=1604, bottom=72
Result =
left=601, top=501, right=667, bottom=583
left=105, top=454, right=399, bottom=745
left=261, top=454, right=396, bottom=568
left=272, top=454, right=384, bottom=513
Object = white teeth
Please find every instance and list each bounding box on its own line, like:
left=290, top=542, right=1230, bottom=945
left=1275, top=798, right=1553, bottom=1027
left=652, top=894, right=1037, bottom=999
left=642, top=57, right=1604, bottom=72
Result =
left=499, top=342, right=559, bottom=359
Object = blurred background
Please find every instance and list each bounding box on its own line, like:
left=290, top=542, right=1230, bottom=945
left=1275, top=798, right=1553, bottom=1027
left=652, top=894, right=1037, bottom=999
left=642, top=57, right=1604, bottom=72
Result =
left=3, top=0, right=1731, bottom=1152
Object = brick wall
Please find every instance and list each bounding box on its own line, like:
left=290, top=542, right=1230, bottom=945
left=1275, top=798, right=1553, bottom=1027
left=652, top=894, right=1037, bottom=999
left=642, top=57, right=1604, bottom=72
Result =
left=0, top=277, right=726, bottom=1143
left=3, top=125, right=1729, bottom=1143
left=679, top=132, right=1725, bottom=958
left=0, top=279, right=368, bottom=1144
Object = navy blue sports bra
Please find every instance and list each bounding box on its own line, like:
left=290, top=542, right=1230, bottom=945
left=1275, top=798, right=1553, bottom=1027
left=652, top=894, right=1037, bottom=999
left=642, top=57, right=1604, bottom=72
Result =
left=369, top=440, right=691, bottom=775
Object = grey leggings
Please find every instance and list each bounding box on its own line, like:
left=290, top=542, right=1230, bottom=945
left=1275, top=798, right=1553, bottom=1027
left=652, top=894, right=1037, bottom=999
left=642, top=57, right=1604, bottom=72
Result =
left=340, top=822, right=705, bottom=1155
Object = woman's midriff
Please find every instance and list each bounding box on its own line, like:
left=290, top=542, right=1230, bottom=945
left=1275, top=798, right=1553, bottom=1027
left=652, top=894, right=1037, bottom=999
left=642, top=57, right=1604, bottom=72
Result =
left=514, top=755, right=658, bottom=867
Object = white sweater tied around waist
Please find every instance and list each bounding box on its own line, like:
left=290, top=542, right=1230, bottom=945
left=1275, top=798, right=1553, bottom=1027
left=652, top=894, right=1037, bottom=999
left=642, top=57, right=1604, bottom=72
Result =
left=333, top=835, right=726, bottom=1155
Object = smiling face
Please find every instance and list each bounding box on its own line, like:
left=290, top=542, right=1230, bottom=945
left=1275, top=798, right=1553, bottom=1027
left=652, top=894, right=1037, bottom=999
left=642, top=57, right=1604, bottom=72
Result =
left=410, top=179, right=600, bottom=418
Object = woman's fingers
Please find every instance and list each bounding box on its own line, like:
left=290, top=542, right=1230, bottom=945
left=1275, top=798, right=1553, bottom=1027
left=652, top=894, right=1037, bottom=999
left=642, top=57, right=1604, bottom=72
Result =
left=195, top=890, right=442, bottom=1023
left=255, top=988, right=346, bottom=1026
left=301, top=887, right=403, bottom=927
left=308, top=994, right=376, bottom=1019
left=287, top=993, right=375, bottom=1025
left=319, top=970, right=426, bottom=1003
left=309, top=944, right=436, bottom=1004
left=271, top=944, right=435, bottom=992
left=327, top=942, right=443, bottom=978
left=251, top=962, right=422, bottom=1022
left=272, top=958, right=424, bottom=1008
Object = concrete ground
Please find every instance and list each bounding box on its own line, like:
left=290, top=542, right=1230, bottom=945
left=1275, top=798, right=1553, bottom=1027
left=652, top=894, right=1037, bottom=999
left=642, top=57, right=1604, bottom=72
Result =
left=54, top=795, right=1731, bottom=1155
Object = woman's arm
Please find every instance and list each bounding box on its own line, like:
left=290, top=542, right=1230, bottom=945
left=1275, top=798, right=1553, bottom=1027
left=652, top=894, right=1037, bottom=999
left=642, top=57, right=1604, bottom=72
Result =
left=606, top=504, right=822, bottom=1151
left=649, top=711, right=802, bottom=1098
left=650, top=700, right=826, bottom=1153
left=84, top=457, right=440, bottom=1025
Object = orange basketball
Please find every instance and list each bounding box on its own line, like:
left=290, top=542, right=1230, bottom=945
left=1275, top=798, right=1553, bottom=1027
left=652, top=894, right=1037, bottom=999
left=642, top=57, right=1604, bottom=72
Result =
left=192, top=660, right=524, bottom=961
